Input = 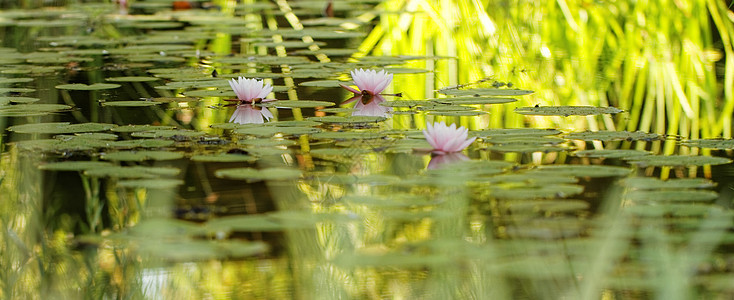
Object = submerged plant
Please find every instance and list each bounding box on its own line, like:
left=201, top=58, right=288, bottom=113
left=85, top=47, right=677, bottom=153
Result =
left=341, top=69, right=399, bottom=116
left=423, top=121, right=476, bottom=155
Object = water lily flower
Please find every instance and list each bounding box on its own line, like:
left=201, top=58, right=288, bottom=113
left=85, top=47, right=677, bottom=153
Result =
left=341, top=69, right=400, bottom=103
left=423, top=121, right=476, bottom=155
left=227, top=77, right=274, bottom=104
left=226, top=77, right=275, bottom=124
left=229, top=104, right=273, bottom=124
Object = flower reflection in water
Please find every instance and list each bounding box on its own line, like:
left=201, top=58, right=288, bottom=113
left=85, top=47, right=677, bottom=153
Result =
left=427, top=152, right=470, bottom=169
left=225, top=77, right=275, bottom=124
left=229, top=104, right=274, bottom=124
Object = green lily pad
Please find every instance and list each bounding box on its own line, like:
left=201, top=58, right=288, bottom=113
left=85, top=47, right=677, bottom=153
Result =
left=102, top=101, right=161, bottom=107
left=439, top=88, right=533, bottom=97
left=39, top=161, right=113, bottom=171
left=102, top=151, right=184, bottom=161
left=8, top=122, right=115, bottom=134
left=503, top=200, right=590, bottom=213
left=0, top=96, right=40, bottom=103
left=430, top=97, right=518, bottom=105
left=110, top=139, right=176, bottom=148
left=565, top=131, right=662, bottom=141
left=428, top=110, right=487, bottom=116
left=621, top=177, right=716, bottom=190
left=261, top=100, right=335, bottom=108
left=215, top=167, right=302, bottom=181
left=191, top=153, right=258, bottom=162
left=131, top=130, right=206, bottom=139
left=307, top=116, right=386, bottom=124
left=624, top=155, right=732, bottom=167
left=299, top=80, right=353, bottom=87
left=117, top=179, right=185, bottom=189
left=111, top=125, right=176, bottom=133
left=475, top=128, right=562, bottom=138
left=572, top=149, right=651, bottom=159
left=106, top=76, right=160, bottom=82
left=234, top=126, right=321, bottom=137
left=85, top=166, right=181, bottom=178
left=681, top=139, right=734, bottom=149
left=514, top=106, right=623, bottom=116
left=626, top=190, right=719, bottom=202
left=55, top=83, right=121, bottom=90
left=490, top=184, right=585, bottom=199
left=237, top=139, right=297, bottom=147
left=530, top=165, right=633, bottom=177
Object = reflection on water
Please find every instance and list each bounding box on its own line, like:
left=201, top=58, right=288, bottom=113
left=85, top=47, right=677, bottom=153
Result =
left=0, top=0, right=733, bottom=299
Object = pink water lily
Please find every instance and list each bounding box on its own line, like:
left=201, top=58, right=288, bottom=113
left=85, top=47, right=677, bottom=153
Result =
left=229, top=104, right=274, bottom=124
left=227, top=77, right=274, bottom=103
left=340, top=68, right=400, bottom=105
left=423, top=121, right=476, bottom=155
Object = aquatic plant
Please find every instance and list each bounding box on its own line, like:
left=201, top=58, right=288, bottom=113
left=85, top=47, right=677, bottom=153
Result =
left=227, top=77, right=274, bottom=104
left=226, top=77, right=275, bottom=124
left=423, top=121, right=476, bottom=154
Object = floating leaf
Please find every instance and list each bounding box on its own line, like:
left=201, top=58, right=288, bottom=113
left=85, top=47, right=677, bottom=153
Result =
left=514, top=106, right=623, bottom=116
left=191, top=153, right=258, bottom=162
left=681, top=139, right=734, bottom=149
left=626, top=190, right=719, bottom=202
left=102, top=151, right=184, bottom=161
left=572, top=149, right=651, bottom=159
left=490, top=184, right=585, bottom=200
left=40, top=161, right=113, bottom=171
left=625, top=155, right=731, bottom=167
left=430, top=97, right=518, bottom=105
left=85, top=166, right=181, bottom=178
left=110, top=139, right=176, bottom=148
left=215, top=167, right=302, bottom=181
left=117, top=179, right=185, bottom=189
left=565, top=131, right=662, bottom=141
left=621, top=177, right=716, bottom=190
left=428, top=110, right=487, bottom=116
left=8, top=122, right=115, bottom=134
left=475, top=128, right=562, bottom=138
left=439, top=88, right=534, bottom=97
left=106, top=76, right=160, bottom=82
left=0, top=96, right=40, bottom=103
left=102, top=101, right=161, bottom=107
left=530, top=165, right=632, bottom=177
left=234, top=126, right=321, bottom=137
left=55, top=83, right=121, bottom=90
left=261, top=100, right=335, bottom=108
left=503, top=200, right=590, bottom=213
left=111, top=125, right=176, bottom=132
left=307, top=116, right=386, bottom=124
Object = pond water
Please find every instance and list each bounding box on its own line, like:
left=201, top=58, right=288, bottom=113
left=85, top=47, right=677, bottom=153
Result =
left=1, top=0, right=734, bottom=299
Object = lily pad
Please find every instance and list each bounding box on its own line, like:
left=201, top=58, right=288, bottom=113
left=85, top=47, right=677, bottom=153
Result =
left=624, top=155, right=732, bottom=167
left=626, top=190, right=719, bottom=202
left=439, top=88, right=533, bottom=97
left=102, top=101, right=161, bottom=107
left=514, top=106, right=623, bottom=116
left=572, top=149, right=651, bottom=159
left=530, top=165, right=633, bottom=177
left=565, top=131, right=662, bottom=141
left=261, top=100, right=335, bottom=108
left=102, top=151, right=184, bottom=161
left=234, top=126, right=321, bottom=137
left=621, top=177, right=716, bottom=190
left=117, top=179, right=185, bottom=189
left=191, top=153, right=258, bottom=162
left=681, top=139, right=734, bottom=149
left=105, top=76, right=160, bottom=82
left=39, top=161, right=113, bottom=171
left=55, top=83, right=121, bottom=90
left=8, top=122, right=115, bottom=134
left=85, top=166, right=181, bottom=178
left=215, top=167, right=302, bottom=181
left=307, top=116, right=386, bottom=124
